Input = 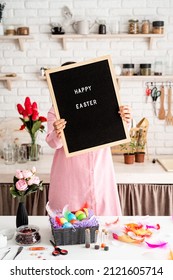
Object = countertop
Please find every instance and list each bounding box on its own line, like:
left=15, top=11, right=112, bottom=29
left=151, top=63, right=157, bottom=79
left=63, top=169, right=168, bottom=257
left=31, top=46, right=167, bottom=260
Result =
left=0, top=154, right=173, bottom=184
left=0, top=215, right=173, bottom=261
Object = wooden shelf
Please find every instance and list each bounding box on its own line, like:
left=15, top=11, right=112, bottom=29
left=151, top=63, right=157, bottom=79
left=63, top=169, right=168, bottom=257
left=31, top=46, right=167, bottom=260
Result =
left=116, top=75, right=173, bottom=86
left=0, top=75, right=22, bottom=90
left=0, top=35, right=34, bottom=51
left=50, top=33, right=164, bottom=50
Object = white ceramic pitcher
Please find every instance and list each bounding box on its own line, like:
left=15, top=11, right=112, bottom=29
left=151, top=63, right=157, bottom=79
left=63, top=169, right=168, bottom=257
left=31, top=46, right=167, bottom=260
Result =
left=72, top=20, right=95, bottom=35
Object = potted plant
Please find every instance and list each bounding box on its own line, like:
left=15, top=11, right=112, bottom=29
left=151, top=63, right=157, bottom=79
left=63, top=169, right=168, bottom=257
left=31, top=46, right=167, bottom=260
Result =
left=134, top=128, right=146, bottom=163
left=120, top=140, right=136, bottom=164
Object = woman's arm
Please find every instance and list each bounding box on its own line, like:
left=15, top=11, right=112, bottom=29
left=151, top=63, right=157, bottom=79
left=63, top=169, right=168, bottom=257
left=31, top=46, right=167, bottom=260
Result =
left=45, top=106, right=65, bottom=149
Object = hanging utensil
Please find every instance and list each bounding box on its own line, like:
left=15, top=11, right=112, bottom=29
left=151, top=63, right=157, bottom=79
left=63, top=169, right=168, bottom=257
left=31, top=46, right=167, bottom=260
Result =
left=151, top=86, right=161, bottom=116
left=158, top=85, right=165, bottom=120
left=165, top=85, right=173, bottom=125
left=13, top=246, right=23, bottom=260
left=145, top=84, right=151, bottom=103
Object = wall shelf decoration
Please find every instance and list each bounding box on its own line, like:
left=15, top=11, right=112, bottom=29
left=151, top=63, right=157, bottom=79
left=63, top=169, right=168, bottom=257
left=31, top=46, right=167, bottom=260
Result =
left=116, top=75, right=173, bottom=86
left=0, top=75, right=22, bottom=90
left=0, top=35, right=34, bottom=51
left=50, top=33, right=164, bottom=50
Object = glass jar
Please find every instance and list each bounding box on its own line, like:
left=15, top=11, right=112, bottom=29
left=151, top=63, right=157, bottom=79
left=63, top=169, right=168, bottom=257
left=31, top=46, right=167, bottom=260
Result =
left=122, top=64, right=135, bottom=76
left=141, top=20, right=150, bottom=34
left=152, top=21, right=164, bottom=34
left=154, top=60, right=163, bottom=76
left=140, top=64, right=151, bottom=75
left=128, top=19, right=139, bottom=34
left=15, top=225, right=41, bottom=246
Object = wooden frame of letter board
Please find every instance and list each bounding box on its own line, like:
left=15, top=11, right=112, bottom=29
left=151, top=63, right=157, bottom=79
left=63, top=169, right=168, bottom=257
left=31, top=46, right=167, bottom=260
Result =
left=45, top=55, right=130, bottom=157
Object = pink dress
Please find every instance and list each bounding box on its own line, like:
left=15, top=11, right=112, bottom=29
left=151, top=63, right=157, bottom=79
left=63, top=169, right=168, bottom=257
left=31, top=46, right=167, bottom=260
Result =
left=46, top=106, right=122, bottom=216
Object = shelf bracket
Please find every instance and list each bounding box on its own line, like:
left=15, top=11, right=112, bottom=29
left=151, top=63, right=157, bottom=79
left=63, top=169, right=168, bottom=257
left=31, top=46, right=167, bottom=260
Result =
left=149, top=37, right=154, bottom=50
left=4, top=80, right=12, bottom=91
left=62, top=38, right=67, bottom=50
left=18, top=38, right=25, bottom=51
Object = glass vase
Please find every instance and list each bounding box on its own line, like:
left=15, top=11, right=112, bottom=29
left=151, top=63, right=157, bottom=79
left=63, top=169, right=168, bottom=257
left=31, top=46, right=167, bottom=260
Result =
left=29, top=134, right=39, bottom=161
left=16, top=200, right=28, bottom=228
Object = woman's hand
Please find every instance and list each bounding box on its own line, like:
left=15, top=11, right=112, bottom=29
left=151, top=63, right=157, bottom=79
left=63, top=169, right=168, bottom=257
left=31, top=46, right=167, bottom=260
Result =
left=119, top=105, right=132, bottom=124
left=53, top=119, right=67, bottom=138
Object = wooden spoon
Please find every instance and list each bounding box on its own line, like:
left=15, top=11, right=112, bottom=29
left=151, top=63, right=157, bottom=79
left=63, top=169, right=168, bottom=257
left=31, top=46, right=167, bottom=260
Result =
left=165, top=86, right=173, bottom=125
left=158, top=85, right=165, bottom=120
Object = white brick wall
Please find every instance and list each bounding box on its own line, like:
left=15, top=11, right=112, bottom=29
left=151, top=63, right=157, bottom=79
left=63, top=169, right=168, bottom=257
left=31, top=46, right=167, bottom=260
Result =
left=0, top=0, right=173, bottom=155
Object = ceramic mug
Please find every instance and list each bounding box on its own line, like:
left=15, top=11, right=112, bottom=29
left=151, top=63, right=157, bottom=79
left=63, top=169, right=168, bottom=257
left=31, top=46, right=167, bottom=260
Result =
left=73, top=20, right=93, bottom=35
left=51, top=26, right=62, bottom=34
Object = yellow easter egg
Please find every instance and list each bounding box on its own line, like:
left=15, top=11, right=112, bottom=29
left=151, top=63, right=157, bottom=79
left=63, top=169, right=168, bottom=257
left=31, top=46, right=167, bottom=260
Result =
left=75, top=210, right=86, bottom=221
left=59, top=217, right=68, bottom=225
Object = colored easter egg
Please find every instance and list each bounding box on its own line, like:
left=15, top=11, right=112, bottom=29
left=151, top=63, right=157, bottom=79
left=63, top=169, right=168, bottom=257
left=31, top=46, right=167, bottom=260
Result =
left=64, top=211, right=70, bottom=220
left=77, top=212, right=87, bottom=221
left=83, top=208, right=89, bottom=217
left=67, top=212, right=76, bottom=221
left=62, top=222, right=73, bottom=229
left=70, top=219, right=77, bottom=224
left=78, top=213, right=86, bottom=220
left=59, top=217, right=68, bottom=225
left=75, top=210, right=84, bottom=218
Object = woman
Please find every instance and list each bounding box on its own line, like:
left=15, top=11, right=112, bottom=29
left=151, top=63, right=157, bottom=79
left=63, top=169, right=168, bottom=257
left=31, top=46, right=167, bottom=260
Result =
left=46, top=104, right=132, bottom=216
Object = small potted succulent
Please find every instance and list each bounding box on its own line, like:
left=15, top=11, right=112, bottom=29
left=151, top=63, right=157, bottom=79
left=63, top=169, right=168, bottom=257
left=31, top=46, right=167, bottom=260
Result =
left=134, top=128, right=146, bottom=163
left=120, top=140, right=136, bottom=164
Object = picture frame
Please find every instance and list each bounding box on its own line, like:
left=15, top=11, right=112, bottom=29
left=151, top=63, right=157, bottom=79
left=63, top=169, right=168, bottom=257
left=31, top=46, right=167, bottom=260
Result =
left=45, top=55, right=130, bottom=157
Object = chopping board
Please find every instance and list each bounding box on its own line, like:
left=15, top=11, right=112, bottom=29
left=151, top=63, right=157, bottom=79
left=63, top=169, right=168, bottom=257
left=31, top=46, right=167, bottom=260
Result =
left=157, top=158, right=173, bottom=172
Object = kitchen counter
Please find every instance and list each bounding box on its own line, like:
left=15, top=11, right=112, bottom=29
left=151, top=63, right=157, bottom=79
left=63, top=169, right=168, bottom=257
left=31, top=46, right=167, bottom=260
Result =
left=0, top=154, right=172, bottom=184
left=0, top=154, right=173, bottom=216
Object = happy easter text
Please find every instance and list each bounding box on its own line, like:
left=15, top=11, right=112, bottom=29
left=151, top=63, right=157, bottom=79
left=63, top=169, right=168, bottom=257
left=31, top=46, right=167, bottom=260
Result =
left=74, top=85, right=97, bottom=110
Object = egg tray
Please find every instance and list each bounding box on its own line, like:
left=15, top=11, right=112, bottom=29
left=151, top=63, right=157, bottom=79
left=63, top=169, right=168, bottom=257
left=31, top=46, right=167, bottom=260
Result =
left=50, top=224, right=99, bottom=245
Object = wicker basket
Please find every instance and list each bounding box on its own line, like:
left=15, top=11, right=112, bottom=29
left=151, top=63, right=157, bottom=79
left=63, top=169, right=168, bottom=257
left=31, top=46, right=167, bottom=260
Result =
left=51, top=224, right=99, bottom=245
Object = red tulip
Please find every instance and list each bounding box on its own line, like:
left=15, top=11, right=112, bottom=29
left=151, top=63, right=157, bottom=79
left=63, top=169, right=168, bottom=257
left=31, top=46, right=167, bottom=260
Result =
left=19, top=124, right=26, bottom=130
left=17, top=104, right=24, bottom=115
left=24, top=97, right=31, bottom=107
left=39, top=116, right=47, bottom=122
left=22, top=110, right=29, bottom=121
left=32, top=110, right=39, bottom=121
left=25, top=97, right=32, bottom=116
left=32, top=102, right=38, bottom=111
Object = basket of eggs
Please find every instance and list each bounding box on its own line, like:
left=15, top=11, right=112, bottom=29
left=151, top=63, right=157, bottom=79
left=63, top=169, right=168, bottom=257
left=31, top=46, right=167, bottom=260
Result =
left=46, top=203, right=99, bottom=245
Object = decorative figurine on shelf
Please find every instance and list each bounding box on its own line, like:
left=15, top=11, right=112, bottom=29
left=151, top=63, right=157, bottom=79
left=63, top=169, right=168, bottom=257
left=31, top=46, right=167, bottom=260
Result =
left=10, top=166, right=44, bottom=228
left=16, top=97, right=47, bottom=161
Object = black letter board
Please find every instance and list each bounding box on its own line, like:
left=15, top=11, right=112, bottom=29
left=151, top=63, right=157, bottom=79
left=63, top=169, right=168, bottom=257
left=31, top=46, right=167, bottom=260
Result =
left=46, top=55, right=130, bottom=157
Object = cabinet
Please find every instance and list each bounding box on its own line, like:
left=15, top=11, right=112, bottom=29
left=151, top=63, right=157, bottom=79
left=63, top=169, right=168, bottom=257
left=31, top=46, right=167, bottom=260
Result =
left=0, top=35, right=34, bottom=51
left=51, top=33, right=164, bottom=50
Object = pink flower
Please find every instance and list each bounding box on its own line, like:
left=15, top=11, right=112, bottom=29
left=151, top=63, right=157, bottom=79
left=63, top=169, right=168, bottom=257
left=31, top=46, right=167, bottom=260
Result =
left=28, top=176, right=40, bottom=186
left=22, top=169, right=33, bottom=179
left=16, top=179, right=28, bottom=191
left=15, top=170, right=23, bottom=179
left=31, top=166, right=36, bottom=173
